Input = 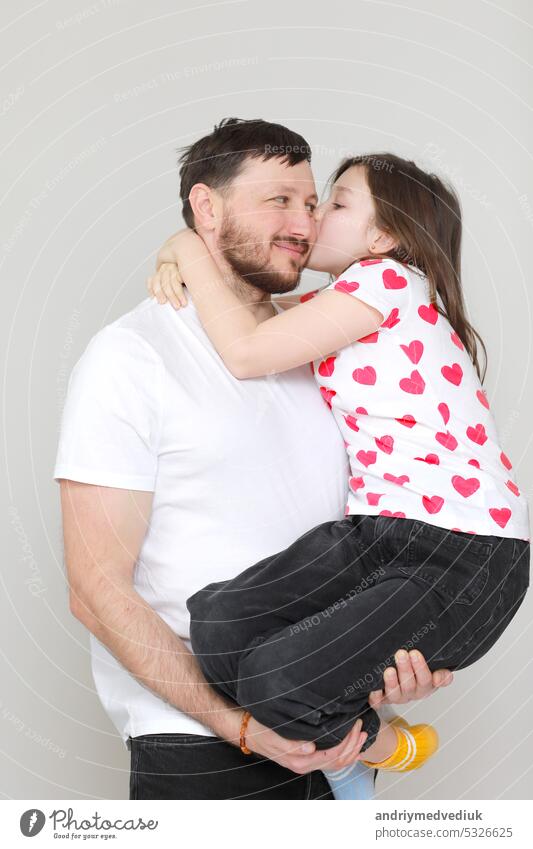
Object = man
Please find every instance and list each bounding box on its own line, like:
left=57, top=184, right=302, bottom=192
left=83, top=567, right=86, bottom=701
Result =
left=54, top=117, right=453, bottom=800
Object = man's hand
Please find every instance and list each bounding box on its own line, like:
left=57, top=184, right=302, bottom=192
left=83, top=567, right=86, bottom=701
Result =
left=244, top=715, right=368, bottom=775
left=368, top=649, right=453, bottom=708
left=242, top=649, right=453, bottom=776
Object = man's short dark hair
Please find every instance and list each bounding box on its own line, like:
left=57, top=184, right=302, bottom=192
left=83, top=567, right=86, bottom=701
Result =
left=178, top=117, right=312, bottom=228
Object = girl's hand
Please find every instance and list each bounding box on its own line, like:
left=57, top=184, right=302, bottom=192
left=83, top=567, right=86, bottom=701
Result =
left=146, top=262, right=188, bottom=310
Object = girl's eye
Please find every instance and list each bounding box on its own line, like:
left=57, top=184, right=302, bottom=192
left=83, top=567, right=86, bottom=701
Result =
left=332, top=202, right=344, bottom=209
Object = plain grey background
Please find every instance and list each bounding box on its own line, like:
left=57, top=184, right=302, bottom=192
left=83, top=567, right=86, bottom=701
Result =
left=1, top=0, right=532, bottom=800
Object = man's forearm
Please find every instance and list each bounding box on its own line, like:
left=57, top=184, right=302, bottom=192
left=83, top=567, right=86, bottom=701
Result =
left=73, top=580, right=243, bottom=746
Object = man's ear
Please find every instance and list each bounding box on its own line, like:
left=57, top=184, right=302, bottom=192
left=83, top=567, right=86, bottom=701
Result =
left=188, top=183, right=223, bottom=232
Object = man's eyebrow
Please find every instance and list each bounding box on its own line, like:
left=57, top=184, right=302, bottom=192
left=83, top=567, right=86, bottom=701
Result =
left=267, top=184, right=318, bottom=201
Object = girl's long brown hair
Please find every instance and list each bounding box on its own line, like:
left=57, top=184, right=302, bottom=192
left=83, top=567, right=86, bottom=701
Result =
left=331, top=153, right=488, bottom=384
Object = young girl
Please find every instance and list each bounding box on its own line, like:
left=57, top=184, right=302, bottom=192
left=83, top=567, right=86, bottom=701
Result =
left=147, top=153, right=530, bottom=799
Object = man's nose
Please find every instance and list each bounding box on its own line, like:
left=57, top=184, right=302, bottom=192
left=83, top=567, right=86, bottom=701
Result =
left=285, top=205, right=316, bottom=241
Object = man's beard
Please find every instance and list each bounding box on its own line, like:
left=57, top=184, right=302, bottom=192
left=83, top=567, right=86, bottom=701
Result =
left=217, top=214, right=308, bottom=295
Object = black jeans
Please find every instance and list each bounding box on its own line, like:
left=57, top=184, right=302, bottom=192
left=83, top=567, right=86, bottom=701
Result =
left=128, top=732, right=348, bottom=799
left=187, top=514, right=530, bottom=752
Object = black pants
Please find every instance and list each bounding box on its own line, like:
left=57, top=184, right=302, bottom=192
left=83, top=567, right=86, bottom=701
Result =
left=128, top=732, right=350, bottom=799
left=187, top=514, right=530, bottom=752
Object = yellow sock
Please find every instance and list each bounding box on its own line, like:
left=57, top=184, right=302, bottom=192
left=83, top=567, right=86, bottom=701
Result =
left=360, top=717, right=439, bottom=772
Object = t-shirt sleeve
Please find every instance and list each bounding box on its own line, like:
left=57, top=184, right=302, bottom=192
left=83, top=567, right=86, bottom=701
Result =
left=53, top=325, right=163, bottom=491
left=323, top=258, right=411, bottom=325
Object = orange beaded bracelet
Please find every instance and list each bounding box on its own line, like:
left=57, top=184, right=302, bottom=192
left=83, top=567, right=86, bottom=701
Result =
left=240, top=709, right=252, bottom=754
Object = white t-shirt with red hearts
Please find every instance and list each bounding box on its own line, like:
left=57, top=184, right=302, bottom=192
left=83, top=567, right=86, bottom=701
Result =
left=308, top=257, right=530, bottom=541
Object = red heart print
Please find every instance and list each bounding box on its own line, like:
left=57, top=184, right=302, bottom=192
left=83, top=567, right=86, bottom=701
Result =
left=489, top=507, right=511, bottom=529
left=476, top=389, right=490, bottom=409
left=353, top=366, right=376, bottom=385
left=309, top=361, right=315, bottom=374
left=441, top=362, right=463, bottom=386
left=466, top=423, right=487, bottom=445
left=300, top=289, right=319, bottom=303
left=438, top=402, right=450, bottom=425
left=360, top=259, right=383, bottom=266
left=357, top=450, right=377, bottom=467
left=383, top=473, right=410, bottom=485
left=399, top=369, right=425, bottom=394
left=375, top=435, right=394, bottom=454
left=414, top=453, right=440, bottom=465
left=435, top=431, right=458, bottom=451
left=359, top=331, right=379, bottom=344
left=349, top=476, right=365, bottom=491
left=452, top=475, right=480, bottom=498
left=468, top=459, right=481, bottom=468
left=334, top=279, right=359, bottom=294
left=356, top=406, right=368, bottom=415
left=367, top=492, right=384, bottom=505
left=318, top=356, right=336, bottom=377
left=344, top=414, right=359, bottom=432
left=396, top=414, right=417, bottom=428
left=418, top=304, right=438, bottom=325
left=320, top=387, right=336, bottom=407
left=451, top=331, right=464, bottom=350
left=500, top=451, right=512, bottom=470
left=422, top=495, right=444, bottom=514
left=383, top=268, right=408, bottom=289
left=400, top=340, right=424, bottom=364
left=382, top=308, right=400, bottom=329
left=380, top=510, right=406, bottom=518
left=506, top=480, right=520, bottom=497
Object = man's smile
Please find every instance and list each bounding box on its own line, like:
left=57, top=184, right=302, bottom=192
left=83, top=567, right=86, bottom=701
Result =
left=272, top=239, right=309, bottom=258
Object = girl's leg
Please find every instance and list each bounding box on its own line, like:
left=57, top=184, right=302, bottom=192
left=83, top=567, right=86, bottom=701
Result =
left=188, top=513, right=446, bottom=750
left=233, top=562, right=445, bottom=749
left=187, top=513, right=386, bottom=705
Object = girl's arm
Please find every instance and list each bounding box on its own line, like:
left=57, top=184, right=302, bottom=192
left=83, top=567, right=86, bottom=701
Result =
left=272, top=287, right=324, bottom=311
left=167, top=229, right=385, bottom=379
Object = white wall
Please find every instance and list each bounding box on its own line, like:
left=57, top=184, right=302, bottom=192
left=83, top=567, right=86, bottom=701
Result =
left=1, top=0, right=532, bottom=799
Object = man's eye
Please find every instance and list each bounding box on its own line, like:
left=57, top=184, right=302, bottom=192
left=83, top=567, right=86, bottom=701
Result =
left=273, top=196, right=289, bottom=203
left=306, top=203, right=317, bottom=213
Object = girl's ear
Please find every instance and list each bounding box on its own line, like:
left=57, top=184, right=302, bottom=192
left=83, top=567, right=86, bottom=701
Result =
left=188, top=183, right=223, bottom=232
left=369, top=229, right=398, bottom=255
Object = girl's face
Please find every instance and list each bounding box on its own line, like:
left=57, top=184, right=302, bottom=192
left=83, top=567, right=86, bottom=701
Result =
left=307, top=165, right=396, bottom=276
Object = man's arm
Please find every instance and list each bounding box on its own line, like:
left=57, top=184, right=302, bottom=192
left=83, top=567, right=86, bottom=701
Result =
left=62, top=479, right=257, bottom=744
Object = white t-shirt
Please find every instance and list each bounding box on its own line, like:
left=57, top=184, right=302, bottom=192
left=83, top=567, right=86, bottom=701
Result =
left=308, top=257, right=530, bottom=541
left=54, top=297, right=349, bottom=746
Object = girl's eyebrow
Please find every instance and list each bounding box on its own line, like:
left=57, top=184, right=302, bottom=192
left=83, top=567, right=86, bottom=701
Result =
left=334, top=185, right=351, bottom=193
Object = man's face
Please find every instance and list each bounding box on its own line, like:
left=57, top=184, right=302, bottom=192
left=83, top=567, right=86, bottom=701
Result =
left=215, top=157, right=318, bottom=294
